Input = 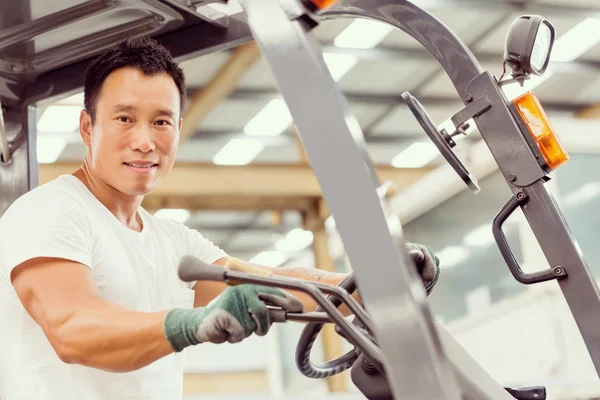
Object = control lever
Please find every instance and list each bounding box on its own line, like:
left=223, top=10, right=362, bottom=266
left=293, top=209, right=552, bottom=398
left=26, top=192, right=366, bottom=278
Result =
left=178, top=255, right=383, bottom=366
left=267, top=306, right=332, bottom=323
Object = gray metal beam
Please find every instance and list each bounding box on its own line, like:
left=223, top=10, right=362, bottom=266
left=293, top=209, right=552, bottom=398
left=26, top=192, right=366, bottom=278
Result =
left=221, top=88, right=587, bottom=113
left=25, top=16, right=254, bottom=107
left=320, top=45, right=600, bottom=76
left=191, top=128, right=456, bottom=145
left=368, top=0, right=600, bottom=15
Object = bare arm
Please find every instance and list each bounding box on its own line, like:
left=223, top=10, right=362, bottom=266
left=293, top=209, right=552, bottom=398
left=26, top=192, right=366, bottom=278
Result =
left=11, top=257, right=174, bottom=373
left=192, top=258, right=356, bottom=313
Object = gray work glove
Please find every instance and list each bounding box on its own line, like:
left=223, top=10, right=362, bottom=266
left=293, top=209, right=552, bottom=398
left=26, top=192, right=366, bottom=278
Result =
left=405, top=242, right=441, bottom=295
left=164, top=284, right=304, bottom=351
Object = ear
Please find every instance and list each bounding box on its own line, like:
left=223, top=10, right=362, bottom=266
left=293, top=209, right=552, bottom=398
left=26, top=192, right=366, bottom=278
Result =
left=178, top=117, right=183, bottom=132
left=80, top=109, right=92, bottom=146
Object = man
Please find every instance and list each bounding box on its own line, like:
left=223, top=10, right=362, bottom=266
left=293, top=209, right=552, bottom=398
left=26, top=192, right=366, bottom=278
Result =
left=0, top=37, right=440, bottom=399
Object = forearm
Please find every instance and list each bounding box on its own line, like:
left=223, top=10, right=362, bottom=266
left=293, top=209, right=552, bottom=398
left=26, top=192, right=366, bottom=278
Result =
left=43, top=300, right=173, bottom=373
left=275, top=266, right=359, bottom=314
left=212, top=258, right=359, bottom=314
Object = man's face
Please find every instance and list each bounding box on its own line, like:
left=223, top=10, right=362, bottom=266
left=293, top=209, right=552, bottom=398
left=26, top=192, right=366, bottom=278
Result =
left=81, top=67, right=182, bottom=196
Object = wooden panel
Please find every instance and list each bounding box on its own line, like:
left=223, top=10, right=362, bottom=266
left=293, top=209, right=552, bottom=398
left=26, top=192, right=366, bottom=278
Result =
left=183, top=370, right=269, bottom=395
left=39, top=163, right=432, bottom=211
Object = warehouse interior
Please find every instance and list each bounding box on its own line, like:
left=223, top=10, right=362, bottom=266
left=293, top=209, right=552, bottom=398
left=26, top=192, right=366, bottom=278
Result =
left=4, top=0, right=600, bottom=399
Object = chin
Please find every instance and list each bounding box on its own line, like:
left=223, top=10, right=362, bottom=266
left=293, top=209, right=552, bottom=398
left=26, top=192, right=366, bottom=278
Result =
left=121, top=181, right=157, bottom=196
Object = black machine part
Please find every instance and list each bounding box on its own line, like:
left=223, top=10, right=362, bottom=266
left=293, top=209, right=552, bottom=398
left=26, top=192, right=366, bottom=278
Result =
left=295, top=273, right=361, bottom=378
left=177, top=256, right=548, bottom=400
left=401, top=91, right=481, bottom=193
left=177, top=255, right=383, bottom=366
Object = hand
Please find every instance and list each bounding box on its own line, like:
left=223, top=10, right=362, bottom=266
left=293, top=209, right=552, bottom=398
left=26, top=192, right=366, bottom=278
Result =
left=196, top=284, right=303, bottom=344
left=405, top=242, right=440, bottom=294
left=164, top=284, right=304, bottom=351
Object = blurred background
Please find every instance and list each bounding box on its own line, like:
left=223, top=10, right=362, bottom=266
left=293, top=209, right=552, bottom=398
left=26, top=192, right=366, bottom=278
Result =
left=16, top=0, right=600, bottom=398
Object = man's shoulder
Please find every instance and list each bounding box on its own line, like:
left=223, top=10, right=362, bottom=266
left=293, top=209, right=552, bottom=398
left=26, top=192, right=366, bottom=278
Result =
left=1, top=175, right=86, bottom=219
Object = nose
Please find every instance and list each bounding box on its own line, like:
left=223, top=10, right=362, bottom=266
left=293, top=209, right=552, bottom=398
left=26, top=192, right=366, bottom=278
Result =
left=130, top=124, right=155, bottom=153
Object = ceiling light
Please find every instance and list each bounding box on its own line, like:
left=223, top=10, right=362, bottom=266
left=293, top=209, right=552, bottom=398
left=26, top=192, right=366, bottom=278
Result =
left=323, top=53, right=358, bottom=81
left=38, top=105, right=81, bottom=132
left=333, top=18, right=393, bottom=49
left=551, top=18, right=600, bottom=63
left=391, top=142, right=439, bottom=168
left=250, top=250, right=289, bottom=267
left=37, top=136, right=66, bottom=163
left=275, top=228, right=314, bottom=252
left=154, top=209, right=191, bottom=223
left=244, top=98, right=293, bottom=136
left=213, top=138, right=265, bottom=165
left=435, top=246, right=469, bottom=270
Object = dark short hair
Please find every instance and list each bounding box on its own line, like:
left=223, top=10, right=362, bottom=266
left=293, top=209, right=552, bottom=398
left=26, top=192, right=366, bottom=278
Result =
left=83, top=36, right=186, bottom=124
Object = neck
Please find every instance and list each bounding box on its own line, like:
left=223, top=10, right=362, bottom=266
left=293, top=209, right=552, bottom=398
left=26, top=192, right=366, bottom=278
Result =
left=73, top=158, right=145, bottom=232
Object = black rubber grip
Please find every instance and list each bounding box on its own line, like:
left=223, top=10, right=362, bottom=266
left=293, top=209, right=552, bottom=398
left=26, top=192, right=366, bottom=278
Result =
left=178, top=255, right=227, bottom=283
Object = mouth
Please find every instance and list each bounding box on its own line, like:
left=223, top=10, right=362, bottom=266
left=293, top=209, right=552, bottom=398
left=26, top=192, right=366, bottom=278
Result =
left=123, top=162, right=159, bottom=169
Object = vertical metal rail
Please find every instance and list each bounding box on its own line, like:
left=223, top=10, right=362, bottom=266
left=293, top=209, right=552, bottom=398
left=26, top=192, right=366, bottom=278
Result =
left=0, top=106, right=38, bottom=216
left=236, top=0, right=471, bottom=398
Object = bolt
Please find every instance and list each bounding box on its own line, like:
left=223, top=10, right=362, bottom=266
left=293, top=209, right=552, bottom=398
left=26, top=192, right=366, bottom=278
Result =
left=517, top=192, right=525, bottom=200
left=554, top=267, right=563, bottom=275
left=465, top=94, right=473, bottom=102
left=508, top=174, right=517, bottom=182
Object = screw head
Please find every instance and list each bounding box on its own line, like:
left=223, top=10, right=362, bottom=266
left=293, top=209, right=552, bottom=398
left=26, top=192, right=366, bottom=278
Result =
left=554, top=267, right=563, bottom=275
left=508, top=174, right=517, bottom=182
left=465, top=94, right=473, bottom=102
left=517, top=192, right=525, bottom=200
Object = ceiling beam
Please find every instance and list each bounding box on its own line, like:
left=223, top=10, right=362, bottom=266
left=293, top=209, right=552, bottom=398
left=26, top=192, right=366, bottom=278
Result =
left=577, top=104, right=600, bottom=119
left=223, top=88, right=586, bottom=113
left=320, top=45, right=600, bottom=76
left=181, top=41, right=261, bottom=140
left=39, top=162, right=432, bottom=211
left=191, top=128, right=425, bottom=144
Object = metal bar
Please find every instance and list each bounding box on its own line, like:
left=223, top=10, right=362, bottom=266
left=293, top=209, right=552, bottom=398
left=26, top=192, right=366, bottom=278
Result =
left=0, top=102, right=8, bottom=164
left=520, top=180, right=600, bottom=376
left=226, top=88, right=586, bottom=113
left=223, top=269, right=384, bottom=365
left=24, top=16, right=254, bottom=106
left=0, top=0, right=115, bottom=52
left=320, top=45, right=600, bottom=75
left=0, top=106, right=38, bottom=216
left=237, top=0, right=465, bottom=397
left=322, top=1, right=483, bottom=100
left=436, top=325, right=514, bottom=400
left=272, top=308, right=333, bottom=323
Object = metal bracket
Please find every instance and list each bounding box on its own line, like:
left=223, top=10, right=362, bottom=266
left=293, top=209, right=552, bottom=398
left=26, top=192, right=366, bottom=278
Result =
left=493, top=190, right=568, bottom=285
left=504, top=385, right=546, bottom=400
left=449, top=95, right=491, bottom=135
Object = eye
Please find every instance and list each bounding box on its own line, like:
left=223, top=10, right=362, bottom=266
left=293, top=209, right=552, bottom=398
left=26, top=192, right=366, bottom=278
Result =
left=155, top=120, right=172, bottom=126
left=117, top=116, right=131, bottom=123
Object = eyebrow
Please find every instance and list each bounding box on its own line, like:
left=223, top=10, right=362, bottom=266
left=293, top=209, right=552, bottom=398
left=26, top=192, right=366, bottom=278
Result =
left=112, top=104, right=176, bottom=119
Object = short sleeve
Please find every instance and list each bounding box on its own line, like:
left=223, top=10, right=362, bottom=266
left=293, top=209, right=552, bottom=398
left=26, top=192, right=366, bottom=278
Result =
left=0, top=189, right=93, bottom=282
left=183, top=225, right=229, bottom=289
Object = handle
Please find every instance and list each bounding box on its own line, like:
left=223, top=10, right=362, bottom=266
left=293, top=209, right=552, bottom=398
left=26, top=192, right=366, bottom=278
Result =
left=493, top=190, right=567, bottom=284
left=267, top=306, right=332, bottom=323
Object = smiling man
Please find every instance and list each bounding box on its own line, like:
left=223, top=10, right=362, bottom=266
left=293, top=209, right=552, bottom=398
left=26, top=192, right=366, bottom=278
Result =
left=0, top=37, right=441, bottom=400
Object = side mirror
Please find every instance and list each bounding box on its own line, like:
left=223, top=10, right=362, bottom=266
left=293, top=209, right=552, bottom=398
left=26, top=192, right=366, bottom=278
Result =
left=504, top=15, right=555, bottom=81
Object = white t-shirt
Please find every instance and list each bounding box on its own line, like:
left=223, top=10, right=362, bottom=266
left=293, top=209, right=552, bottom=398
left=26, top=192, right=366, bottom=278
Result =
left=0, top=174, right=228, bottom=400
